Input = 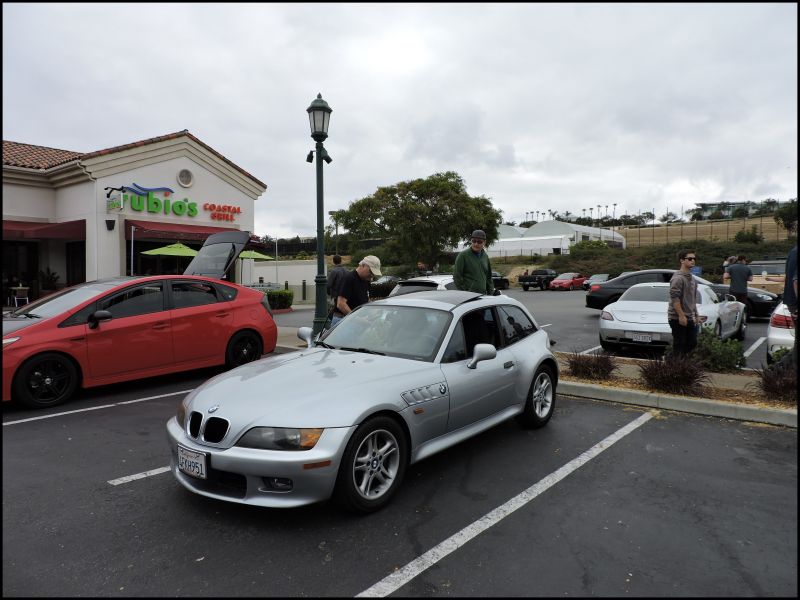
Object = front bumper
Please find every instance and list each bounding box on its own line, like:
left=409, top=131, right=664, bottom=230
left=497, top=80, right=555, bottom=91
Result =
left=166, top=417, right=355, bottom=508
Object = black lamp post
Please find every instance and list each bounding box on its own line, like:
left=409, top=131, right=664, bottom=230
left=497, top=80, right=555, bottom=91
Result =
left=307, top=93, right=333, bottom=336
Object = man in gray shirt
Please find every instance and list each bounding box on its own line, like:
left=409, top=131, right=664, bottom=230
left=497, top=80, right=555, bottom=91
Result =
left=723, top=254, right=753, bottom=304
left=668, top=249, right=706, bottom=356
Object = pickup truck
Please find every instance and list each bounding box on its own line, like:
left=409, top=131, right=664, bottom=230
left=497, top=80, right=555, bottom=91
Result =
left=518, top=268, right=557, bottom=291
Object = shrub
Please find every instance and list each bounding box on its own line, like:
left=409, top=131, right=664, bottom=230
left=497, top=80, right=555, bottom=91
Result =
left=564, top=350, right=619, bottom=381
left=733, top=225, right=764, bottom=244
left=750, top=361, right=797, bottom=404
left=638, top=354, right=710, bottom=395
left=770, top=347, right=792, bottom=364
left=266, top=289, right=294, bottom=310
left=663, top=327, right=745, bottom=372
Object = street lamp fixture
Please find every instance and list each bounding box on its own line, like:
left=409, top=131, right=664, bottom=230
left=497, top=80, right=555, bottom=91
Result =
left=307, top=93, right=333, bottom=336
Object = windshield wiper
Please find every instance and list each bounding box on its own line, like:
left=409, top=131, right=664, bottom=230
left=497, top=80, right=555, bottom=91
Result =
left=338, top=346, right=386, bottom=356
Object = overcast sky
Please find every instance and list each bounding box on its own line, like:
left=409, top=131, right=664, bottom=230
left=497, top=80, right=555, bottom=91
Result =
left=3, top=3, right=797, bottom=239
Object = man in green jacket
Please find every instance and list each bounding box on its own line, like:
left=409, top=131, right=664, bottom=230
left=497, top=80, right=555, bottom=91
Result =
left=454, top=229, right=495, bottom=295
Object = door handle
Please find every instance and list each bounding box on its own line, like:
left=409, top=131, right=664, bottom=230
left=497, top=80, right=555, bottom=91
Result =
left=215, top=312, right=230, bottom=318
left=503, top=361, right=514, bottom=369
left=152, top=322, right=169, bottom=330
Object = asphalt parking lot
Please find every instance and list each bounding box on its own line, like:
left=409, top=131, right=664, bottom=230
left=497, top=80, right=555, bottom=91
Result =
left=3, top=359, right=797, bottom=596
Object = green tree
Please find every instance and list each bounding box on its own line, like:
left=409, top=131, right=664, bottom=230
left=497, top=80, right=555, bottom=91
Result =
left=335, top=171, right=502, bottom=267
left=733, top=225, right=764, bottom=244
left=773, top=199, right=797, bottom=234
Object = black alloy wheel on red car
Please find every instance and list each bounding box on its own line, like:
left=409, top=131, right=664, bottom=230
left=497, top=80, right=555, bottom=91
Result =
left=14, top=352, right=79, bottom=408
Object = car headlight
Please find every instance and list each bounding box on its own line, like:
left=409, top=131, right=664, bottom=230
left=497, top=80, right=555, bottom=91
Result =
left=3, top=337, right=20, bottom=348
left=756, top=294, right=773, bottom=301
left=236, top=427, right=323, bottom=451
left=600, top=311, right=614, bottom=321
left=176, top=402, right=187, bottom=429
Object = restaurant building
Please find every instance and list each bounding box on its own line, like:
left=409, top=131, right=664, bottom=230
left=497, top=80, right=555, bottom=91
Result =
left=3, top=130, right=267, bottom=302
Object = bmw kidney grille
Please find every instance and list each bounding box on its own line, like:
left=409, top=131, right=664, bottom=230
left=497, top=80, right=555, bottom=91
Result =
left=187, top=411, right=230, bottom=443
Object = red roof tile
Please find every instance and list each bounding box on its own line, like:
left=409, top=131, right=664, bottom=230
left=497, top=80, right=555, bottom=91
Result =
left=2, top=141, right=83, bottom=169
left=3, top=130, right=265, bottom=188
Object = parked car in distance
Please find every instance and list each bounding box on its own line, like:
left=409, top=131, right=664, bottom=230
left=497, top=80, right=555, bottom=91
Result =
left=549, top=273, right=587, bottom=291
left=519, top=268, right=556, bottom=291
left=492, top=271, right=510, bottom=290
left=370, top=275, right=402, bottom=298
left=388, top=274, right=457, bottom=297
left=3, top=231, right=277, bottom=409
left=585, top=269, right=779, bottom=320
left=747, top=259, right=786, bottom=296
left=372, top=275, right=401, bottom=287
left=582, top=274, right=610, bottom=290
left=598, top=282, right=746, bottom=351
left=166, top=290, right=559, bottom=513
left=766, top=302, right=795, bottom=364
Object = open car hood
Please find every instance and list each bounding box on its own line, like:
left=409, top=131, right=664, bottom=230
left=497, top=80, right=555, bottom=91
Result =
left=183, top=230, right=251, bottom=279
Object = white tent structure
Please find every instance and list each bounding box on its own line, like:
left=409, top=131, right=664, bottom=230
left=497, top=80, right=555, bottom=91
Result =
left=451, top=220, right=625, bottom=258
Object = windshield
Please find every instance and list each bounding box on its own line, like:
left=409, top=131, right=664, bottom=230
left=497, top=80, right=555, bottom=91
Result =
left=620, top=286, right=670, bottom=302
left=555, top=273, right=577, bottom=280
left=6, top=283, right=115, bottom=319
left=320, top=305, right=452, bottom=361
left=751, top=263, right=785, bottom=275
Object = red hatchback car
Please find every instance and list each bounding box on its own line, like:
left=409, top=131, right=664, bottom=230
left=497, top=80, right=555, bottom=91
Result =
left=549, top=272, right=588, bottom=291
left=2, top=231, right=277, bottom=409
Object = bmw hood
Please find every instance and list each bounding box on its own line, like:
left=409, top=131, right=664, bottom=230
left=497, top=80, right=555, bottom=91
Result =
left=184, top=348, right=444, bottom=429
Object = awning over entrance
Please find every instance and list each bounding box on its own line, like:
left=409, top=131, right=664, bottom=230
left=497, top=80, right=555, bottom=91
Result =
left=3, top=219, right=86, bottom=240
left=124, top=219, right=237, bottom=242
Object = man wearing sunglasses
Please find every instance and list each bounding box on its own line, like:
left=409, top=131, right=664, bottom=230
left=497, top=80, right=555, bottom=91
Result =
left=668, top=249, right=705, bottom=356
left=453, top=229, right=495, bottom=295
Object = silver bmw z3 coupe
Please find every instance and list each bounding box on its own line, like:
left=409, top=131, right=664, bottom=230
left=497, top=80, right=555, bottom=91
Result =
left=166, top=290, right=558, bottom=513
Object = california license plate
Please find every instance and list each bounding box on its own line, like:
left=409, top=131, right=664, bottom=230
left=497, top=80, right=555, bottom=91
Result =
left=178, top=445, right=207, bottom=480
left=632, top=333, right=652, bottom=343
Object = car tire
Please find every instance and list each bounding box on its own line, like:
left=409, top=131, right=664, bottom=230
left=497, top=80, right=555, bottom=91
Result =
left=516, top=364, right=556, bottom=429
left=599, top=339, right=620, bottom=352
left=540, top=282, right=547, bottom=290
left=13, top=352, right=79, bottom=409
left=745, top=301, right=754, bottom=322
left=225, top=330, right=263, bottom=368
left=522, top=284, right=529, bottom=291
left=735, top=308, right=748, bottom=341
left=334, top=416, right=408, bottom=513
left=569, top=284, right=574, bottom=291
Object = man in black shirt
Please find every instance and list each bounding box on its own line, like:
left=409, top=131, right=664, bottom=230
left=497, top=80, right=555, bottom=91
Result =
left=331, top=255, right=381, bottom=328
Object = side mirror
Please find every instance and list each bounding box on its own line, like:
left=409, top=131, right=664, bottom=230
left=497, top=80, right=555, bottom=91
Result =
left=87, top=310, right=113, bottom=330
left=297, top=326, right=314, bottom=348
left=467, top=343, right=497, bottom=369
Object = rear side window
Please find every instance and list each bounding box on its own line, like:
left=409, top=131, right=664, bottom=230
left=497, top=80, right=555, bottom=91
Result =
left=171, top=281, right=219, bottom=309
left=497, top=305, right=536, bottom=346
left=391, top=283, right=438, bottom=296
left=99, top=283, right=165, bottom=318
left=444, top=281, right=458, bottom=290
left=216, top=283, right=238, bottom=301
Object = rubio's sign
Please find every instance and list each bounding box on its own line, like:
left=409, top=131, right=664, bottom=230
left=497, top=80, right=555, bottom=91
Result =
left=104, top=183, right=242, bottom=222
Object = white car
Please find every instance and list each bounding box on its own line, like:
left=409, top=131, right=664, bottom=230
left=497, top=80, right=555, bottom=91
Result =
left=599, top=282, right=746, bottom=351
left=388, top=275, right=457, bottom=297
left=766, top=303, right=795, bottom=364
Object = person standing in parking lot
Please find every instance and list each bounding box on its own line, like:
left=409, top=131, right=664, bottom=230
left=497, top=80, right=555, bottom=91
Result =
left=326, top=254, right=347, bottom=304
left=668, top=249, right=703, bottom=356
left=330, top=255, right=382, bottom=329
left=773, top=245, right=797, bottom=370
left=454, top=229, right=495, bottom=295
left=723, top=255, right=753, bottom=304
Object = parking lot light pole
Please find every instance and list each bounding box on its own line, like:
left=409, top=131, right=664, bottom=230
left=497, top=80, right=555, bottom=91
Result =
left=307, top=93, right=333, bottom=337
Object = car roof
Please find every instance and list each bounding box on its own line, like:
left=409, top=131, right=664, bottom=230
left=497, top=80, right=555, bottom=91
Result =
left=372, top=289, right=482, bottom=310
left=398, top=274, right=454, bottom=284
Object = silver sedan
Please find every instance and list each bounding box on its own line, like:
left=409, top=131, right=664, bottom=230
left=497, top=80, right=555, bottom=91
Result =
left=166, top=290, right=558, bottom=513
left=599, top=282, right=746, bottom=351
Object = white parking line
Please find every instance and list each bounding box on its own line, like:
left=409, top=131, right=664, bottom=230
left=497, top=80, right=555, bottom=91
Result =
left=356, top=411, right=654, bottom=598
left=108, top=466, right=171, bottom=486
left=743, top=337, right=766, bottom=358
left=2, top=389, right=194, bottom=426
left=539, top=323, right=552, bottom=328
left=581, top=345, right=602, bottom=354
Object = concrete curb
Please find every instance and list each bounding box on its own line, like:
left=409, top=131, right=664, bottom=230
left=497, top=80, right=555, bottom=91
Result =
left=559, top=381, right=797, bottom=428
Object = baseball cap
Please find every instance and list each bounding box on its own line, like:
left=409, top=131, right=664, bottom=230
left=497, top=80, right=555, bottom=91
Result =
left=361, top=255, right=382, bottom=277
left=471, top=229, right=487, bottom=240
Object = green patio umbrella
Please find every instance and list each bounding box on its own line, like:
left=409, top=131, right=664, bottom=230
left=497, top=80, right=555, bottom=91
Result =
left=238, top=249, right=274, bottom=260
left=141, top=242, right=199, bottom=275
left=141, top=242, right=199, bottom=257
